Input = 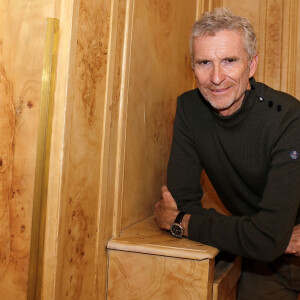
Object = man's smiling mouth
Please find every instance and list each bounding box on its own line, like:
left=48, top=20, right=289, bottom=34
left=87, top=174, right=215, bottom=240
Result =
left=209, top=86, right=232, bottom=94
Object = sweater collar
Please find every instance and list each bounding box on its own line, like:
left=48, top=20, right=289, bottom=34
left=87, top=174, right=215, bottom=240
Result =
left=209, top=77, right=258, bottom=128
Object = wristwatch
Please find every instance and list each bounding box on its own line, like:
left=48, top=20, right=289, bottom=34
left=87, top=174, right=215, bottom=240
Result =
left=170, top=211, right=187, bottom=238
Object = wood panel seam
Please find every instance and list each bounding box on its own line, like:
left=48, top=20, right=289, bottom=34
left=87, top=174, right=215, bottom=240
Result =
left=27, top=18, right=59, bottom=300
left=112, top=0, right=134, bottom=236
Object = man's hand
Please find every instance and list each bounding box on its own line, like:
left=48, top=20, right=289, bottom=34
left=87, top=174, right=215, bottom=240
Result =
left=154, top=186, right=191, bottom=236
left=285, top=224, right=300, bottom=256
left=154, top=186, right=179, bottom=231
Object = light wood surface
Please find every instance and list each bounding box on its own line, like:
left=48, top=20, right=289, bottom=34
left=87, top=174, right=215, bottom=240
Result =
left=0, top=41, right=15, bottom=281
left=43, top=1, right=199, bottom=299
left=41, top=0, right=81, bottom=298
left=49, top=1, right=300, bottom=299
left=0, top=0, right=299, bottom=299
left=0, top=1, right=56, bottom=299
left=52, top=0, right=113, bottom=299
left=27, top=18, right=59, bottom=300
left=120, top=0, right=197, bottom=230
left=104, top=0, right=199, bottom=298
left=107, top=219, right=244, bottom=300
left=107, top=250, right=214, bottom=300
left=108, top=217, right=219, bottom=261
left=213, top=256, right=242, bottom=300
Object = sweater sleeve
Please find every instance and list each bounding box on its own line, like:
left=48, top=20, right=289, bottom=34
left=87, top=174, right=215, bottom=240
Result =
left=167, top=96, right=204, bottom=214
left=167, top=96, right=217, bottom=217
left=188, top=116, right=300, bottom=262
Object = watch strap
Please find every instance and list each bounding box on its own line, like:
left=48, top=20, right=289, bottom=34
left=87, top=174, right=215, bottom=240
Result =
left=174, top=211, right=186, bottom=225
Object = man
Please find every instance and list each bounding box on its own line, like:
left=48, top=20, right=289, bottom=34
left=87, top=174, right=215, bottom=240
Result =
left=154, top=8, right=300, bottom=300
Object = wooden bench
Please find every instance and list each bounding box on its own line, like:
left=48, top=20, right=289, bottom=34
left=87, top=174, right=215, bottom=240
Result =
left=107, top=217, right=241, bottom=299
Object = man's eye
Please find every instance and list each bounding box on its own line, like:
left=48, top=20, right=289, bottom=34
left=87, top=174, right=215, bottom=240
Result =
left=196, top=60, right=210, bottom=66
left=224, top=58, right=237, bottom=63
left=200, top=61, right=210, bottom=65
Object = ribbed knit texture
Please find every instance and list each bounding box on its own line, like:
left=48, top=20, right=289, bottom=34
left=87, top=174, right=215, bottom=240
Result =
left=167, top=79, right=300, bottom=262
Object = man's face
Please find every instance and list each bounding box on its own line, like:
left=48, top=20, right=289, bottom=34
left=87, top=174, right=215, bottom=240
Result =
left=192, top=30, right=258, bottom=116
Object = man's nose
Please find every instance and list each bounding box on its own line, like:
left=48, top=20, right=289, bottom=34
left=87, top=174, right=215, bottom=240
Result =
left=210, top=64, right=226, bottom=85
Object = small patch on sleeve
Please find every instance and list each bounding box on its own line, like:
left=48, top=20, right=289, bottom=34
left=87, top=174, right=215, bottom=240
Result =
left=290, top=150, right=299, bottom=160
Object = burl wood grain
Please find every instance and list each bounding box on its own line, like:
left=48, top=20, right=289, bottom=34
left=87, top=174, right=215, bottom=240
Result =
left=107, top=250, right=214, bottom=300
left=107, top=218, right=217, bottom=300
left=213, top=256, right=242, bottom=300
left=121, top=0, right=197, bottom=230
left=0, top=1, right=55, bottom=298
left=108, top=217, right=219, bottom=260
left=55, top=0, right=112, bottom=299
left=0, top=0, right=298, bottom=299
left=0, top=52, right=15, bottom=280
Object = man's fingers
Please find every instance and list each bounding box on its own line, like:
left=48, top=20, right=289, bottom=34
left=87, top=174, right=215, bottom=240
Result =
left=160, top=185, right=177, bottom=210
left=161, top=185, right=168, bottom=193
left=161, top=185, right=173, bottom=200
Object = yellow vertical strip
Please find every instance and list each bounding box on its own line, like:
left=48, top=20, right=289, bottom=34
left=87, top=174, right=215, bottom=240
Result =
left=286, top=0, right=298, bottom=96
left=112, top=0, right=134, bottom=237
left=257, top=0, right=267, bottom=83
left=196, top=0, right=203, bottom=18
left=27, top=18, right=59, bottom=300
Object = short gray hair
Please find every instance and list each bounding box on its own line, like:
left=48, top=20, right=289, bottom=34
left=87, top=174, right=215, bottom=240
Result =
left=190, top=8, right=257, bottom=67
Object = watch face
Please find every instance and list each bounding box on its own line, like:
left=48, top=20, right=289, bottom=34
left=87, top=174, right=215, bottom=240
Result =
left=171, top=223, right=183, bottom=238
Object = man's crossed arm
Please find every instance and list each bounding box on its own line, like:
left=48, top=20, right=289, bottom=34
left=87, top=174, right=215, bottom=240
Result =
left=154, top=186, right=300, bottom=256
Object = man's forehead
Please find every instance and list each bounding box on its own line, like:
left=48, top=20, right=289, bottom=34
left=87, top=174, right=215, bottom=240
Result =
left=193, top=30, right=246, bottom=57
left=194, top=29, right=244, bottom=41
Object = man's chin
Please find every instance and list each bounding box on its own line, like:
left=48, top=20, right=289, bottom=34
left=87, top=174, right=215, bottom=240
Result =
left=207, top=100, right=233, bottom=111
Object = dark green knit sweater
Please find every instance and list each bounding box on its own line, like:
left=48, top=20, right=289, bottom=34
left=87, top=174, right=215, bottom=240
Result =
left=167, top=79, right=300, bottom=262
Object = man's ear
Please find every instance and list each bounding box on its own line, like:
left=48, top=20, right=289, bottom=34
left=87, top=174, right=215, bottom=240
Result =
left=249, top=54, right=259, bottom=78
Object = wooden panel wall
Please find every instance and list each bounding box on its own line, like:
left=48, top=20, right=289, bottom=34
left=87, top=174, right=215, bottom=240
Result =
left=1, top=0, right=299, bottom=299
left=41, top=0, right=198, bottom=299
left=41, top=0, right=81, bottom=299
left=120, top=0, right=197, bottom=230
left=41, top=0, right=300, bottom=299
left=50, top=0, right=113, bottom=299
left=43, top=1, right=299, bottom=299
left=0, top=1, right=57, bottom=299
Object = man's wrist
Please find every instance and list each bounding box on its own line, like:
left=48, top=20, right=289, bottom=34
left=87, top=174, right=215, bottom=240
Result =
left=182, top=213, right=191, bottom=237
left=168, top=210, right=181, bottom=230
